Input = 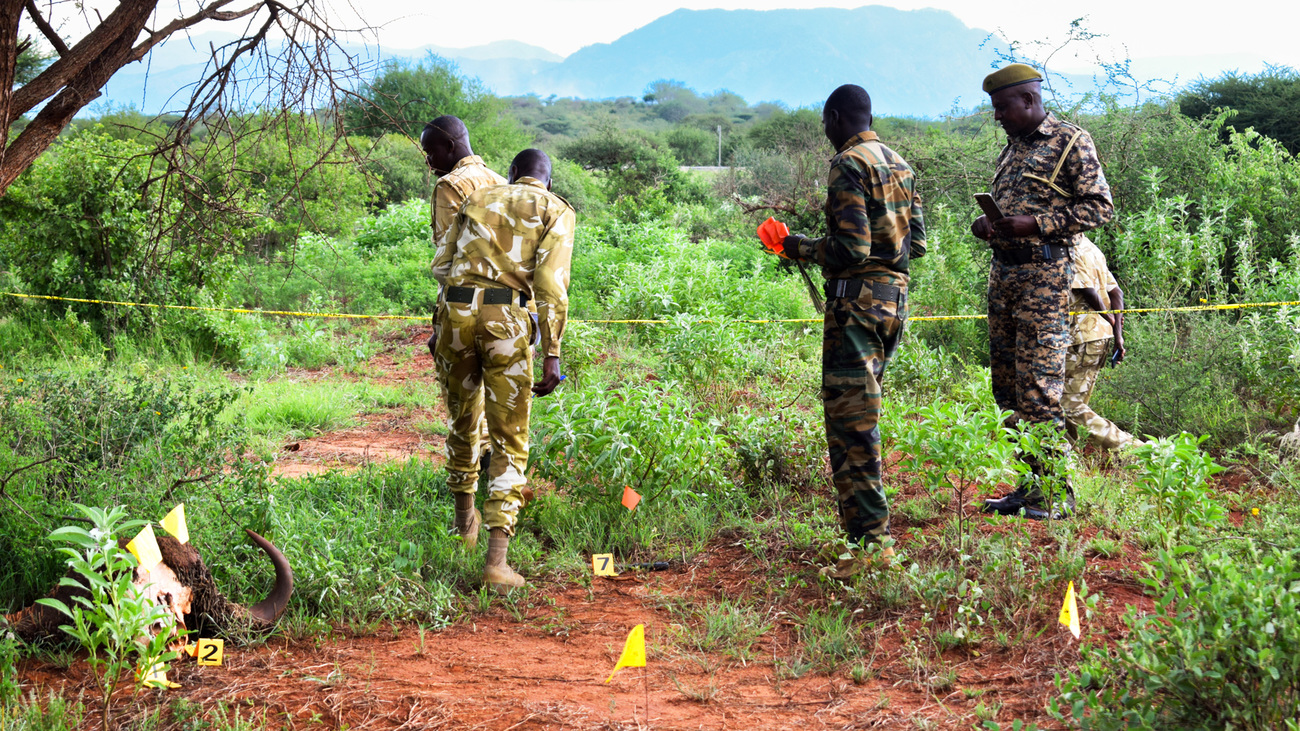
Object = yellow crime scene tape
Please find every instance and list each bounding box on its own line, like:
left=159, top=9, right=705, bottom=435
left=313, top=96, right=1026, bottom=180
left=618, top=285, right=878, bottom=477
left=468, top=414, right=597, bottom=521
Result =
left=3, top=291, right=1299, bottom=325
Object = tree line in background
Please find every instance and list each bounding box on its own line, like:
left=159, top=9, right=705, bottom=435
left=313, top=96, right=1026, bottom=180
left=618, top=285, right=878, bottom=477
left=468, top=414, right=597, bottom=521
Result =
left=1, top=54, right=1299, bottom=428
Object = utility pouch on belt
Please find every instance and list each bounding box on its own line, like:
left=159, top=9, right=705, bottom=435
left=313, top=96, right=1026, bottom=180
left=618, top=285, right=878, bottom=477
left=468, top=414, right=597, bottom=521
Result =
left=529, top=312, right=540, bottom=347
left=824, top=279, right=906, bottom=308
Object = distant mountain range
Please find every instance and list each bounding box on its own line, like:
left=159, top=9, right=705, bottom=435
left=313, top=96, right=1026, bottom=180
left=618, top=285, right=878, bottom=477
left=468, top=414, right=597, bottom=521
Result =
left=93, top=5, right=1263, bottom=119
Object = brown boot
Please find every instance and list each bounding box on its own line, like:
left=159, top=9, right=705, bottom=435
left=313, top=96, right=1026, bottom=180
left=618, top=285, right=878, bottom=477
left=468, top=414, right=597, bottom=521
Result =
left=483, top=528, right=526, bottom=594
left=452, top=492, right=482, bottom=550
left=819, top=544, right=895, bottom=580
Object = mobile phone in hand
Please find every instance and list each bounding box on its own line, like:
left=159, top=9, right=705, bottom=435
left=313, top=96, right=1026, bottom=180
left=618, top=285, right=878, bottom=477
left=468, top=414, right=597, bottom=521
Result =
left=1109, top=348, right=1122, bottom=367
left=974, top=193, right=1004, bottom=221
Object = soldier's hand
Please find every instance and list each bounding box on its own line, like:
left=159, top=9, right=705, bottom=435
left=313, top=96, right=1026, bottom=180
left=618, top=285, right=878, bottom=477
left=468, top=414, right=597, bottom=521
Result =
left=991, top=215, right=1041, bottom=238
left=1111, top=336, right=1126, bottom=366
left=532, top=356, right=562, bottom=396
left=971, top=215, right=992, bottom=241
left=427, top=332, right=437, bottom=358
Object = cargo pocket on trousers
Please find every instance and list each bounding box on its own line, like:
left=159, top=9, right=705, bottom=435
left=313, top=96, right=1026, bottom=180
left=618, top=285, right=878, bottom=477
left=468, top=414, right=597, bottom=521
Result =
left=1034, top=328, right=1070, bottom=378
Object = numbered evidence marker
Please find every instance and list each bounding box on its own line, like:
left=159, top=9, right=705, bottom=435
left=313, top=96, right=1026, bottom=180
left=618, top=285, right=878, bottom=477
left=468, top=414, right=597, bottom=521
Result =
left=139, top=661, right=181, bottom=689
left=592, top=553, right=618, bottom=577
left=126, top=524, right=163, bottom=572
left=196, top=638, right=225, bottom=666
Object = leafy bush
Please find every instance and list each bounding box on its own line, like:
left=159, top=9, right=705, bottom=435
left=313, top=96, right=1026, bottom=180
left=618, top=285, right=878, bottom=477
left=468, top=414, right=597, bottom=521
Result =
left=1128, top=433, right=1225, bottom=547
left=0, top=130, right=248, bottom=333
left=530, top=381, right=731, bottom=504
left=1054, top=545, right=1300, bottom=730
left=893, top=400, right=1018, bottom=550
left=38, top=505, right=178, bottom=731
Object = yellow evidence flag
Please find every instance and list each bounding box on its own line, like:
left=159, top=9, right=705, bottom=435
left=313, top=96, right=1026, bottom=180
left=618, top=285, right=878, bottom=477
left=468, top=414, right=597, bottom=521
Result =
left=161, top=503, right=189, bottom=544
left=605, top=624, right=646, bottom=682
left=1059, top=581, right=1081, bottom=639
left=126, top=525, right=163, bottom=572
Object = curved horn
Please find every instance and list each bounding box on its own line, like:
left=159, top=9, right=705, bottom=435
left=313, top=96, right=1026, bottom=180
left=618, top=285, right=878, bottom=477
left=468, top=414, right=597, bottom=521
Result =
left=243, top=528, right=294, bottom=625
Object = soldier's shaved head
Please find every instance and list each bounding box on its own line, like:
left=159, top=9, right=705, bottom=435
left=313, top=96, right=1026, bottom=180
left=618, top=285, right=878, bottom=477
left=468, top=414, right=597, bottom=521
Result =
left=509, top=148, right=552, bottom=187
left=421, top=115, right=474, bottom=176
left=423, top=115, right=468, bottom=146
left=821, top=84, right=874, bottom=150
left=825, top=84, right=872, bottom=121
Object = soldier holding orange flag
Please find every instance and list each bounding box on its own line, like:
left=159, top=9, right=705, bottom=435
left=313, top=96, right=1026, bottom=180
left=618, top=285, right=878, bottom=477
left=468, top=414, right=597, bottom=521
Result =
left=770, top=84, right=926, bottom=579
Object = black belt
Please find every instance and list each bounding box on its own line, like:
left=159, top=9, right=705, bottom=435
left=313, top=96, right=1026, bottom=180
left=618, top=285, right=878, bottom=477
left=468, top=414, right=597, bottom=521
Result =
left=992, top=243, right=1070, bottom=266
left=824, top=279, right=906, bottom=306
left=445, top=285, right=528, bottom=307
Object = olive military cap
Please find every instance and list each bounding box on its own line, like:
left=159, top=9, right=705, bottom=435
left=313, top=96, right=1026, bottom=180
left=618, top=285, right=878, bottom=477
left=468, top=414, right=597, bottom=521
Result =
left=982, top=63, right=1044, bottom=94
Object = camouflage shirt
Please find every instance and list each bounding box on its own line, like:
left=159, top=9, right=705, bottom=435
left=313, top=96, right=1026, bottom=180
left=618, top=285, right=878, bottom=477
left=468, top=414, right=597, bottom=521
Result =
left=1068, top=236, right=1119, bottom=345
left=786, top=131, right=926, bottom=288
left=438, top=177, right=575, bottom=358
left=430, top=155, right=506, bottom=279
left=990, top=113, right=1114, bottom=251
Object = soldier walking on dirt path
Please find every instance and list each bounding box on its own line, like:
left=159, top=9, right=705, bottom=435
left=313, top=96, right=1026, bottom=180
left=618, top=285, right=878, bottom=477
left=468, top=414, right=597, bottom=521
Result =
left=971, top=64, right=1115, bottom=520
left=779, top=84, right=926, bottom=579
left=423, top=115, right=507, bottom=549
left=433, top=148, right=574, bottom=593
left=1063, top=236, right=1141, bottom=451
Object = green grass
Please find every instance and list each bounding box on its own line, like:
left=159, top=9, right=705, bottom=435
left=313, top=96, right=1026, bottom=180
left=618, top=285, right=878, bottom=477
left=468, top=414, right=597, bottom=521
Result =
left=237, top=380, right=359, bottom=437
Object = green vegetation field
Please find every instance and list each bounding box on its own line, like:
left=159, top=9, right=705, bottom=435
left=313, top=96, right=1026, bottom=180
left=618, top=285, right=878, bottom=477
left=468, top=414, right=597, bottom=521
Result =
left=2, top=60, right=1300, bottom=730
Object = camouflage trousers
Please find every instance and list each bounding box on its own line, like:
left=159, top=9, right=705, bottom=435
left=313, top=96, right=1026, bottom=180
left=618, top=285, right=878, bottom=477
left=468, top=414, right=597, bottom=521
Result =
left=822, top=283, right=906, bottom=544
left=434, top=292, right=534, bottom=536
left=1063, top=338, right=1138, bottom=450
left=988, top=258, right=1072, bottom=430
left=432, top=308, right=489, bottom=447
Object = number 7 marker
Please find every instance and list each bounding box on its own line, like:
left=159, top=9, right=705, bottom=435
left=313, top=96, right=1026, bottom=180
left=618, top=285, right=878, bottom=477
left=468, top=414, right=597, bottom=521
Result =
left=592, top=553, right=618, bottom=577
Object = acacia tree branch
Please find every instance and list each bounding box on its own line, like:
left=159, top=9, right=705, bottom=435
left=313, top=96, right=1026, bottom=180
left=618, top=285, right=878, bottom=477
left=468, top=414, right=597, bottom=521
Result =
left=127, top=0, right=259, bottom=64
left=9, top=0, right=157, bottom=121
left=23, top=0, right=69, bottom=56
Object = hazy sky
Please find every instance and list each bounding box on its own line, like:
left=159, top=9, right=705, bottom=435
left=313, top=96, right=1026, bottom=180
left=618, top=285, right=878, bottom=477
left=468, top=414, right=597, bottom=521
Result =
left=356, top=0, right=1298, bottom=73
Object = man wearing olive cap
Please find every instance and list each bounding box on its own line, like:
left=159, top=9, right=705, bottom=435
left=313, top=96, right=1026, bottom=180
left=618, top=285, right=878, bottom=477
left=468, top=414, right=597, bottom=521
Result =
left=971, top=64, right=1114, bottom=520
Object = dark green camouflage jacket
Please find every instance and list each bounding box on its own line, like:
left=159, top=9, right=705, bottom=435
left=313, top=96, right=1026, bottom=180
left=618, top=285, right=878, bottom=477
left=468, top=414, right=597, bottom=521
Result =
left=990, top=113, right=1114, bottom=251
left=787, top=131, right=926, bottom=288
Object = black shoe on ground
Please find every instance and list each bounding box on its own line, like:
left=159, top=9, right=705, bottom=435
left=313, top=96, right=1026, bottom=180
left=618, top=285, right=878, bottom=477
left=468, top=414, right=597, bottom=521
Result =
left=1021, top=502, right=1071, bottom=520
left=984, top=489, right=1073, bottom=520
left=981, top=487, right=1032, bottom=515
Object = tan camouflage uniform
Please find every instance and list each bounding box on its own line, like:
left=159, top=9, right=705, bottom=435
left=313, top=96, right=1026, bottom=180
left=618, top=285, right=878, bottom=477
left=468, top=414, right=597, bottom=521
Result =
left=429, top=156, right=506, bottom=448
left=434, top=177, right=574, bottom=535
left=1064, top=237, right=1137, bottom=449
left=785, top=130, right=925, bottom=544
left=988, top=112, right=1114, bottom=432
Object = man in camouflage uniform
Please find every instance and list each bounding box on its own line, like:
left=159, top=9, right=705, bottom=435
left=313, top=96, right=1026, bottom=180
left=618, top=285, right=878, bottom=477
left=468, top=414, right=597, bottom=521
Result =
left=1064, top=236, right=1140, bottom=450
left=971, top=64, right=1115, bottom=519
left=423, top=115, right=506, bottom=550
left=781, top=84, right=926, bottom=578
left=433, top=148, right=573, bottom=592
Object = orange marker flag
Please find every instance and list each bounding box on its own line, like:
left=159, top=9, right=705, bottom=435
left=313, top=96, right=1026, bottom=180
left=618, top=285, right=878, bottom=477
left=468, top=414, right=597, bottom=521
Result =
left=621, top=486, right=641, bottom=512
left=1059, top=581, right=1081, bottom=639
left=757, top=217, right=791, bottom=257
left=605, top=624, right=646, bottom=682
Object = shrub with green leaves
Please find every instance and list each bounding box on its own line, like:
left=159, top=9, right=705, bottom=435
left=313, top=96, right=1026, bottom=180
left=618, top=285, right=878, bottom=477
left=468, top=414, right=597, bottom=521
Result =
left=37, top=505, right=178, bottom=731
left=1054, top=544, right=1300, bottom=730
left=530, top=381, right=731, bottom=504
left=893, top=400, right=1018, bottom=550
left=1129, top=433, right=1225, bottom=547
